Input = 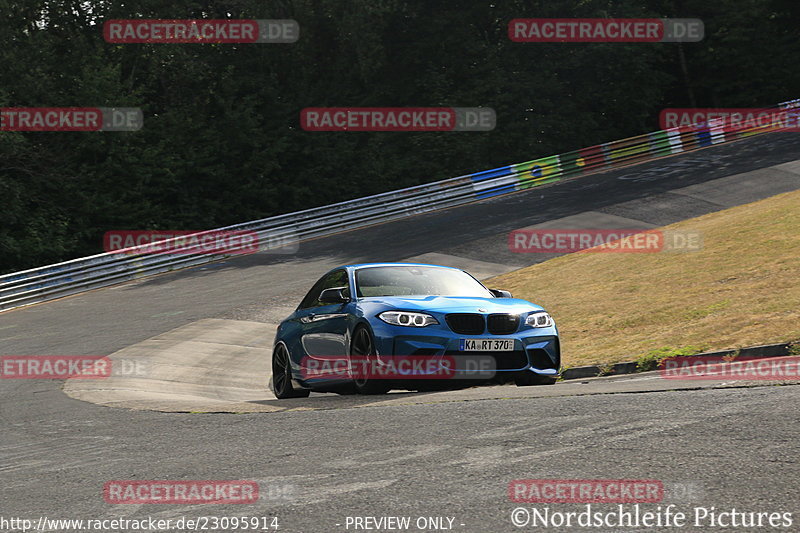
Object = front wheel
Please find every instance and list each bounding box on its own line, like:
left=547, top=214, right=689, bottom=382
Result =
left=350, top=326, right=391, bottom=395
left=271, top=343, right=310, bottom=399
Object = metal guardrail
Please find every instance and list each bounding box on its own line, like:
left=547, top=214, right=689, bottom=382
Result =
left=1, top=99, right=797, bottom=312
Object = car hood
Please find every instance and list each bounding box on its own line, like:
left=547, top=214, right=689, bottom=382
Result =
left=358, top=295, right=544, bottom=315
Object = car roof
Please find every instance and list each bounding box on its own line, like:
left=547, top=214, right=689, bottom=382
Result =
left=343, top=262, right=463, bottom=271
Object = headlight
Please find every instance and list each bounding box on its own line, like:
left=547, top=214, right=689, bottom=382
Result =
left=525, top=311, right=553, bottom=328
left=378, top=311, right=438, bottom=327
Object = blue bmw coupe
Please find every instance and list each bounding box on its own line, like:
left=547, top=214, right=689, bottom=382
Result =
left=270, top=263, right=560, bottom=398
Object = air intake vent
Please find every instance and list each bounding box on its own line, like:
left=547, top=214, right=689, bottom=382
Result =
left=445, top=313, right=485, bottom=335
left=487, top=314, right=519, bottom=335
left=528, top=349, right=558, bottom=370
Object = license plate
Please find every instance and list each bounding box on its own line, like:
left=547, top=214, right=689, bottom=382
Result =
left=459, top=338, right=514, bottom=351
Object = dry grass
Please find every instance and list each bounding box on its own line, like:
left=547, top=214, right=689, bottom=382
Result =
left=488, top=190, right=800, bottom=366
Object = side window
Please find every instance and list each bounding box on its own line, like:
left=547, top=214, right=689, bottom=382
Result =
left=298, top=269, right=350, bottom=309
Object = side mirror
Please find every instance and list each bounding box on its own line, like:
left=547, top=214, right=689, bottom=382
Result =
left=319, top=287, right=349, bottom=304
left=490, top=289, right=513, bottom=298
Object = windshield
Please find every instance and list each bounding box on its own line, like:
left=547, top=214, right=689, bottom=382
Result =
left=355, top=266, right=493, bottom=298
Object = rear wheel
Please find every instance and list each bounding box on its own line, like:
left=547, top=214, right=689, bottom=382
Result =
left=350, top=326, right=391, bottom=395
left=271, top=343, right=310, bottom=399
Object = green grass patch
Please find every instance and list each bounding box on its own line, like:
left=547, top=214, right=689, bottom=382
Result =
left=635, top=345, right=704, bottom=372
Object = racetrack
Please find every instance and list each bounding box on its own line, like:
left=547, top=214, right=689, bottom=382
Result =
left=2, top=132, right=800, bottom=531
left=3, top=380, right=799, bottom=531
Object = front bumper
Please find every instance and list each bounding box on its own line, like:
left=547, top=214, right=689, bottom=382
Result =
left=372, top=323, right=560, bottom=377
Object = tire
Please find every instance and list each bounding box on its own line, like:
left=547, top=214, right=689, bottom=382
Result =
left=350, top=326, right=391, bottom=395
left=515, top=370, right=558, bottom=386
left=271, top=343, right=310, bottom=399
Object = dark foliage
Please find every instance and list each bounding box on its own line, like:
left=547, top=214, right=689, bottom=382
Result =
left=1, top=0, right=797, bottom=272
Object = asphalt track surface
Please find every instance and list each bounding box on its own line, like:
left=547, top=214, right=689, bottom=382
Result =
left=2, top=132, right=800, bottom=532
